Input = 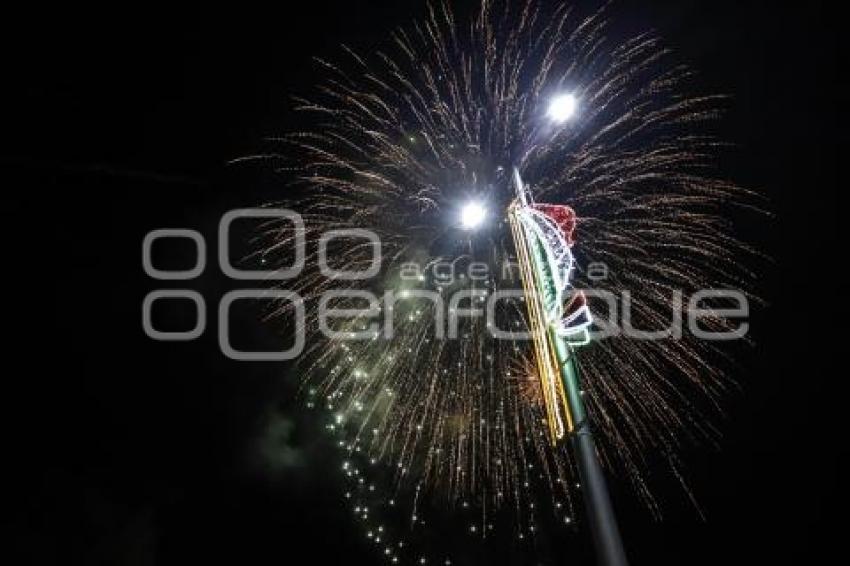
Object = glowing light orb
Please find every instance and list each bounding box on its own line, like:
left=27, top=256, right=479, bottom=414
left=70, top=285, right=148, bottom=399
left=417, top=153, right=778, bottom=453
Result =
left=547, top=93, right=577, bottom=123
left=460, top=202, right=486, bottom=229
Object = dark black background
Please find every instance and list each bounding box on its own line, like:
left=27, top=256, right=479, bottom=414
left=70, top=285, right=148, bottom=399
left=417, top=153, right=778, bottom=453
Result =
left=4, top=1, right=841, bottom=565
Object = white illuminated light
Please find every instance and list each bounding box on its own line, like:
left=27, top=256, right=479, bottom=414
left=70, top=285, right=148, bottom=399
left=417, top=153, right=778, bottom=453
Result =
left=461, top=202, right=486, bottom=229
left=548, top=93, right=577, bottom=123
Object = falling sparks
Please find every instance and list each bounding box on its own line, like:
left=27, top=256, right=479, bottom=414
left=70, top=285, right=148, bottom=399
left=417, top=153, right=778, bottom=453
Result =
left=247, top=0, right=761, bottom=524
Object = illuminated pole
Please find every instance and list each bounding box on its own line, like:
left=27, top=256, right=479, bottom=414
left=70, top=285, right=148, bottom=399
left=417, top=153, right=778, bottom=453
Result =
left=508, top=169, right=628, bottom=566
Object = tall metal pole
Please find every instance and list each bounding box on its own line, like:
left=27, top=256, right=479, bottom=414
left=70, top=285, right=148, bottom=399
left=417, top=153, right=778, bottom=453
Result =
left=509, top=168, right=628, bottom=566
left=561, top=357, right=629, bottom=566
left=548, top=301, right=628, bottom=566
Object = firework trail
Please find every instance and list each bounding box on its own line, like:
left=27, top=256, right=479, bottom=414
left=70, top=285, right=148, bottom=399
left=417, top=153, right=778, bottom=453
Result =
left=245, top=0, right=760, bottom=523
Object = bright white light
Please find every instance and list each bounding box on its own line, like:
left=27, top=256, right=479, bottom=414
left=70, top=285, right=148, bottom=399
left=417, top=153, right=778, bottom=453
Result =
left=548, top=93, right=577, bottom=123
left=460, top=202, right=486, bottom=229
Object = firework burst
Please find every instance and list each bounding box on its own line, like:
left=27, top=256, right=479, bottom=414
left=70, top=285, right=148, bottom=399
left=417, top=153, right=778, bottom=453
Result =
left=245, top=0, right=760, bottom=521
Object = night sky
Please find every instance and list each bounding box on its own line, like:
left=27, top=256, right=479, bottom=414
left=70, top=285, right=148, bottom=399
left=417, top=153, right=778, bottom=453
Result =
left=4, top=1, right=840, bottom=565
